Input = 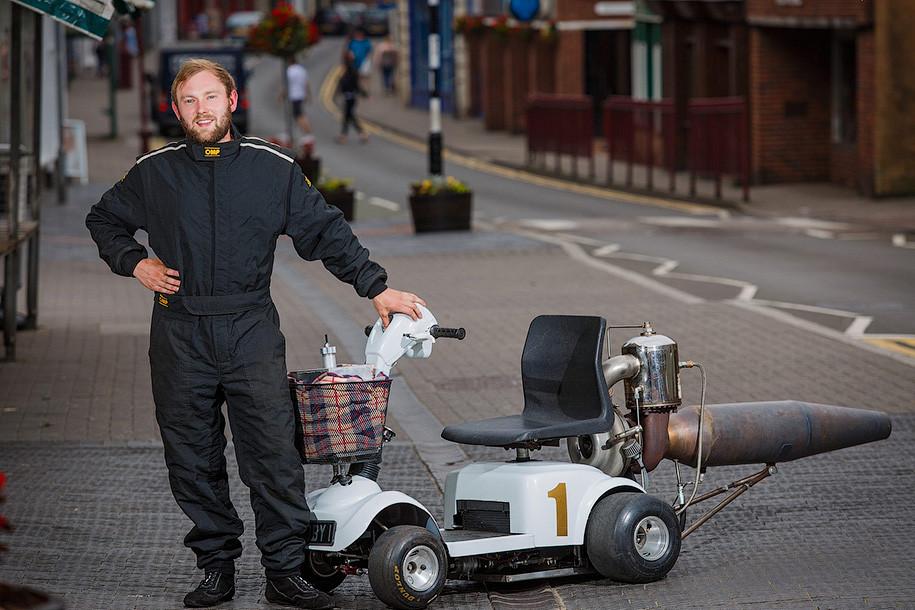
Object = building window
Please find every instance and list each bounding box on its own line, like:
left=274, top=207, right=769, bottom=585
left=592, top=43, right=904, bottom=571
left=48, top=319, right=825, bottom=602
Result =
left=831, top=33, right=856, bottom=144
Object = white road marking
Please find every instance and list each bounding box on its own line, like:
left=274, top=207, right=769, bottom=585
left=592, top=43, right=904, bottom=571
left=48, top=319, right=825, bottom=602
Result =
left=845, top=316, right=875, bottom=337
left=639, top=216, right=724, bottom=228
left=592, top=244, right=621, bottom=256
left=892, top=233, right=915, bottom=249
left=804, top=229, right=835, bottom=239
left=732, top=301, right=915, bottom=367
left=509, top=228, right=703, bottom=305
left=556, top=233, right=607, bottom=247
left=586, top=238, right=759, bottom=301
left=776, top=217, right=853, bottom=230
left=519, top=219, right=580, bottom=231
left=367, top=196, right=400, bottom=211
left=747, top=298, right=874, bottom=336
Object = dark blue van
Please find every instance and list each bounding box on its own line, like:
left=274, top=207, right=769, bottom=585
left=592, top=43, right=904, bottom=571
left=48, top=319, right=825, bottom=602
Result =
left=152, top=41, right=249, bottom=136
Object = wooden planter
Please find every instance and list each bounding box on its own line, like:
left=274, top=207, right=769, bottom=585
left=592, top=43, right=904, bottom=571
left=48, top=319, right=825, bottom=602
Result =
left=408, top=191, right=473, bottom=233
left=295, top=155, right=321, bottom=186
left=319, top=188, right=355, bottom=222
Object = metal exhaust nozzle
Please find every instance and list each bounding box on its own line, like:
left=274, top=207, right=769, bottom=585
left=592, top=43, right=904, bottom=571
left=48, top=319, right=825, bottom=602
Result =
left=666, top=401, right=893, bottom=467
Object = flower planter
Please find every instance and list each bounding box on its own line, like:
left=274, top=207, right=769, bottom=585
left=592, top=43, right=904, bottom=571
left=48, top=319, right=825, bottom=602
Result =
left=319, top=188, right=355, bottom=222
left=408, top=191, right=473, bottom=233
left=296, top=155, right=321, bottom=186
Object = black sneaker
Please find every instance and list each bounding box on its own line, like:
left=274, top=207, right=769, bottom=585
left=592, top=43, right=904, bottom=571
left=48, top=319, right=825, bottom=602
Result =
left=265, top=574, right=334, bottom=609
left=183, top=571, right=235, bottom=608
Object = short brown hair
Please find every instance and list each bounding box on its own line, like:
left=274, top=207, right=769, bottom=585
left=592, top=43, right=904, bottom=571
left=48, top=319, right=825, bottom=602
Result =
left=171, top=58, right=236, bottom=103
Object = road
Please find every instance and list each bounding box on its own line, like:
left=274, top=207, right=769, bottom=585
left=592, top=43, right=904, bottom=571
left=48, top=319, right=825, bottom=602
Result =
left=246, top=40, right=915, bottom=347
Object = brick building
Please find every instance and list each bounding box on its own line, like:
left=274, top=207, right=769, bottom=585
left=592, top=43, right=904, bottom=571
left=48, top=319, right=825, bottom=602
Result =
left=647, top=0, right=915, bottom=197
left=451, top=0, right=633, bottom=133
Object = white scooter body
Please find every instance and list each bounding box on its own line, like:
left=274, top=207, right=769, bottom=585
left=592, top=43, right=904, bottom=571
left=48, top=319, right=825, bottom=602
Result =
left=305, top=478, right=436, bottom=552
left=442, top=462, right=642, bottom=557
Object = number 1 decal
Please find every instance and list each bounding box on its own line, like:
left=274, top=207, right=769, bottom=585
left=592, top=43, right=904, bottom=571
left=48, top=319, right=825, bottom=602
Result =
left=547, top=482, right=568, bottom=536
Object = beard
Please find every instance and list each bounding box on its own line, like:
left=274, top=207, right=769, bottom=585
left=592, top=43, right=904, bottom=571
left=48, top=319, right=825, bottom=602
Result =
left=180, top=105, right=233, bottom=145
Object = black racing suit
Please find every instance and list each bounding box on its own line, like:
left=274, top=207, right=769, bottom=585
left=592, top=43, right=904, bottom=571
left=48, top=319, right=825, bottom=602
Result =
left=86, top=127, right=387, bottom=577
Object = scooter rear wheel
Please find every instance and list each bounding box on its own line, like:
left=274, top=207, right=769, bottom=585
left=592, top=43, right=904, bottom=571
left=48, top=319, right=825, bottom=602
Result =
left=300, top=551, right=346, bottom=592
left=368, top=525, right=447, bottom=609
left=585, top=492, right=681, bottom=583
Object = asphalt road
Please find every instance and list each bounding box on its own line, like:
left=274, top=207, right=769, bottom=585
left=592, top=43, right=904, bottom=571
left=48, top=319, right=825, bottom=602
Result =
left=245, top=41, right=915, bottom=341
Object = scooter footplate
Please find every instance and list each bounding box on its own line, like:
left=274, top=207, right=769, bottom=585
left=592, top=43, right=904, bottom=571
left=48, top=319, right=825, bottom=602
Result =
left=441, top=528, right=514, bottom=543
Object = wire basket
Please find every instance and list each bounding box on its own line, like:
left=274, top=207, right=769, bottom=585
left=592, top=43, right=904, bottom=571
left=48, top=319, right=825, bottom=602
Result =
left=288, top=369, right=392, bottom=464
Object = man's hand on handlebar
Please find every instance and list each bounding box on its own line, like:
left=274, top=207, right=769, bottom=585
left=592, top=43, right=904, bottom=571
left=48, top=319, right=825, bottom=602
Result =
left=133, top=258, right=181, bottom=294
left=371, top=288, right=427, bottom=328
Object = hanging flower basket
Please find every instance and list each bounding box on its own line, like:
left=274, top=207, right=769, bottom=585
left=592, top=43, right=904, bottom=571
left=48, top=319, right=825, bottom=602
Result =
left=247, top=2, right=319, bottom=57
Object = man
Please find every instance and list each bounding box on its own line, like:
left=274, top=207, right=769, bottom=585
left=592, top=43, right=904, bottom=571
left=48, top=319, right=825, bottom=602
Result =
left=285, top=56, right=312, bottom=137
left=86, top=59, right=425, bottom=609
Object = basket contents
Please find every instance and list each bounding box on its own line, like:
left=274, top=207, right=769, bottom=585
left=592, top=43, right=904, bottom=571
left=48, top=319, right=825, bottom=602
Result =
left=289, top=366, right=392, bottom=463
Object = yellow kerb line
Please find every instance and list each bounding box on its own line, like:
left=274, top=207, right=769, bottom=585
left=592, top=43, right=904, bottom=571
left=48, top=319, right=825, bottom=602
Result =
left=863, top=338, right=915, bottom=358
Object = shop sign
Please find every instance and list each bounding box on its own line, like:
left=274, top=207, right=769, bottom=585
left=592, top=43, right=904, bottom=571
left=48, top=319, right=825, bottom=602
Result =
left=11, top=0, right=114, bottom=40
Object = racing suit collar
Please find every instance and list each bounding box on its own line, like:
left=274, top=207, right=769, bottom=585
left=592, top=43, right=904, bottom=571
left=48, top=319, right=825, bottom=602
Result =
left=187, top=124, right=242, bottom=161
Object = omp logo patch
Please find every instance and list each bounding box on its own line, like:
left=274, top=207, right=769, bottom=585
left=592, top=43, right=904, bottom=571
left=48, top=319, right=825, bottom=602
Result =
left=157, top=294, right=169, bottom=307
left=304, top=175, right=312, bottom=187
left=204, top=147, right=220, bottom=157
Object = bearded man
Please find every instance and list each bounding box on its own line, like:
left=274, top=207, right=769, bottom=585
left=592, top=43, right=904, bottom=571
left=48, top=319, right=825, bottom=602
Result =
left=86, top=59, right=425, bottom=609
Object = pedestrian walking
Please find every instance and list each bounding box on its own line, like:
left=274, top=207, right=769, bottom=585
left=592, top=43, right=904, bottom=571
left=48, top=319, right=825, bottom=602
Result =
left=285, top=56, right=312, bottom=136
left=85, top=58, right=425, bottom=609
left=376, top=36, right=398, bottom=94
left=335, top=52, right=368, bottom=144
left=345, top=28, right=373, bottom=88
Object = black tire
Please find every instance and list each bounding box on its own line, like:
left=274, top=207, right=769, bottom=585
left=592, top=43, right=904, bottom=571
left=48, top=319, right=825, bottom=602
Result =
left=585, top=492, right=681, bottom=583
left=368, top=526, right=447, bottom=609
left=300, top=551, right=346, bottom=593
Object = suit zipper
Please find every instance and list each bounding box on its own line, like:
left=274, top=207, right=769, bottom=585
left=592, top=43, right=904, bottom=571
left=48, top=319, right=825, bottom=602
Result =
left=209, top=163, right=216, bottom=296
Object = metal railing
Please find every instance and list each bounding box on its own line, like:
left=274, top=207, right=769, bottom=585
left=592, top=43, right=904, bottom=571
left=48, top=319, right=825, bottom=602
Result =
left=526, top=94, right=595, bottom=179
left=602, top=96, right=749, bottom=202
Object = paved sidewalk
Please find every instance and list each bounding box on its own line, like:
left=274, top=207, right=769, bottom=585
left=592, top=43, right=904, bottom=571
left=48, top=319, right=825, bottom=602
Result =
left=354, top=75, right=915, bottom=234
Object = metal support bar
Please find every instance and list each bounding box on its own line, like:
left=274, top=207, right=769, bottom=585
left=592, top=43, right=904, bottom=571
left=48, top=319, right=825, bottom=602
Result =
left=26, top=10, right=43, bottom=330
left=4, top=3, right=23, bottom=361
left=680, top=464, right=775, bottom=539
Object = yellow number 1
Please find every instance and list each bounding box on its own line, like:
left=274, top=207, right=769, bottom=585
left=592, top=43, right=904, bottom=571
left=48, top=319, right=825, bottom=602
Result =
left=547, top=482, right=568, bottom=536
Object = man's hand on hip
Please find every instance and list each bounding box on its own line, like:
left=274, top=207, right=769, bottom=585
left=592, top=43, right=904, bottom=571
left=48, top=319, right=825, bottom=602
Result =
left=372, top=288, right=426, bottom=328
left=133, top=258, right=181, bottom=294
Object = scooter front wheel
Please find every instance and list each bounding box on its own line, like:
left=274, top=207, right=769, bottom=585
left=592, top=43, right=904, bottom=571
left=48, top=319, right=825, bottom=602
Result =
left=301, top=551, right=347, bottom=593
left=368, top=525, right=447, bottom=609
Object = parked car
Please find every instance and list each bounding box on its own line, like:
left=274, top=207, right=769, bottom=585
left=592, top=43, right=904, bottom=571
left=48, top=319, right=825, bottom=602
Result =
left=225, top=10, right=262, bottom=40
left=318, top=2, right=366, bottom=35
left=150, top=41, right=249, bottom=137
left=362, top=7, right=392, bottom=37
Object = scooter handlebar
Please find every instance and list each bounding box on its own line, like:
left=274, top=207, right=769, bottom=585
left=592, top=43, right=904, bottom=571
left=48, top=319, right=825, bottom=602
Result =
left=364, top=324, right=466, bottom=340
left=430, top=326, right=466, bottom=340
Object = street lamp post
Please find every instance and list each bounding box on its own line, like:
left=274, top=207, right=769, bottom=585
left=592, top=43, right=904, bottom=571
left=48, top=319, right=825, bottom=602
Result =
left=427, top=0, right=442, bottom=177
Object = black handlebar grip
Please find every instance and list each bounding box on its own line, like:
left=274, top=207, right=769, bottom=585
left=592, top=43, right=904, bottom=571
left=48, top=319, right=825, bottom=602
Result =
left=364, top=325, right=374, bottom=337
left=430, top=326, right=466, bottom=340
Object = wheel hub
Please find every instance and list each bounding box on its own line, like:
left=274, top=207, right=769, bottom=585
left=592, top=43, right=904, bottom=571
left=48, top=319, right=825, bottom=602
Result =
left=633, top=515, right=670, bottom=560
left=402, top=545, right=439, bottom=592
